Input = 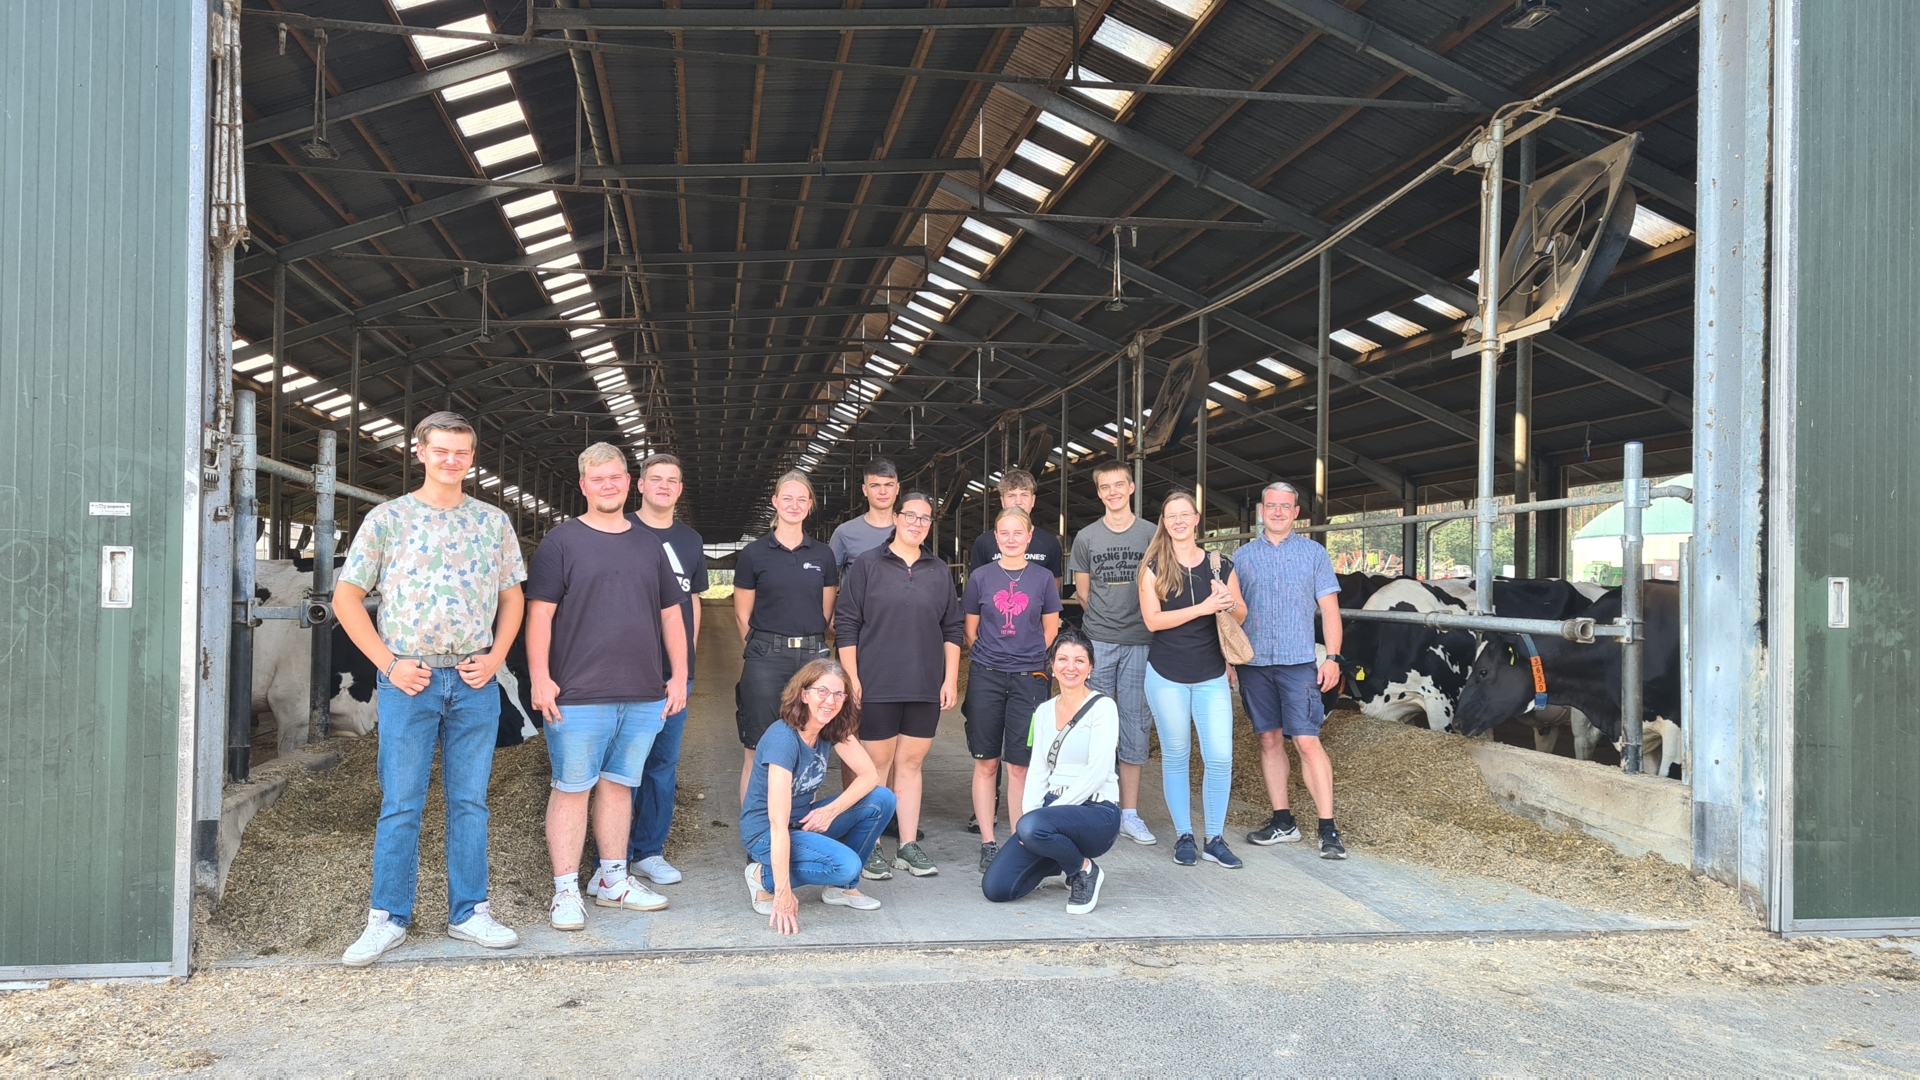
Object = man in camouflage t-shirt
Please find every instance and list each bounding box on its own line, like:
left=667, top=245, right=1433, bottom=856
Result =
left=331, top=411, right=528, bottom=966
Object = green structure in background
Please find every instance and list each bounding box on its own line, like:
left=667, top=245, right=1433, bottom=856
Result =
left=0, top=4, right=204, bottom=975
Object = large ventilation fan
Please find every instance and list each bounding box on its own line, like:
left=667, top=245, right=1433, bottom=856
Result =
left=935, top=465, right=973, bottom=523
left=1475, top=133, right=1641, bottom=344
left=1140, top=351, right=1208, bottom=457
left=1016, top=422, right=1052, bottom=475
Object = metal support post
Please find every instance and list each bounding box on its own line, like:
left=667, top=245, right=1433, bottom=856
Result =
left=269, top=266, right=286, bottom=558
left=1512, top=133, right=1536, bottom=577
left=1058, top=385, right=1069, bottom=537
left=1196, top=314, right=1208, bottom=519
left=347, top=329, right=361, bottom=540
left=1403, top=478, right=1419, bottom=578
left=308, top=430, right=338, bottom=743
left=402, top=364, right=414, bottom=492
left=1316, top=251, right=1331, bottom=526
left=1472, top=116, right=1507, bottom=615
left=983, top=427, right=991, bottom=535
left=1619, top=440, right=1647, bottom=774
left=229, top=390, right=259, bottom=782
left=1114, top=349, right=1126, bottom=468
left=1132, top=338, right=1146, bottom=515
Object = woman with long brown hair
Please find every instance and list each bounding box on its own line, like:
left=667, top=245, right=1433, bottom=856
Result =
left=740, top=658, right=895, bottom=935
left=1138, top=489, right=1248, bottom=870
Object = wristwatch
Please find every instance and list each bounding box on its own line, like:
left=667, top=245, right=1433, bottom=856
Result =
left=1323, top=653, right=1345, bottom=665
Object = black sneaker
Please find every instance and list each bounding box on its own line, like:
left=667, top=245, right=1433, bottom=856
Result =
left=1173, top=833, right=1198, bottom=866
left=1319, top=826, right=1348, bottom=860
left=978, top=841, right=999, bottom=872
left=1065, top=861, right=1105, bottom=914
left=1201, top=835, right=1243, bottom=869
left=1247, top=814, right=1302, bottom=846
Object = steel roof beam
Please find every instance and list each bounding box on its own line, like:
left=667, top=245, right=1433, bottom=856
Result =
left=607, top=246, right=923, bottom=267
left=582, top=158, right=983, bottom=181
left=1250, top=0, right=1696, bottom=210
left=532, top=7, right=1076, bottom=31
left=244, top=46, right=551, bottom=149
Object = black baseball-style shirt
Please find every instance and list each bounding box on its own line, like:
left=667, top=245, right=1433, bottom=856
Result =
left=733, top=530, right=840, bottom=636
left=968, top=527, right=1065, bottom=583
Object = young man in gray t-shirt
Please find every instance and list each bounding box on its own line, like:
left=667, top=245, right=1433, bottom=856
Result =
left=1067, top=460, right=1159, bottom=846
left=829, top=457, right=900, bottom=572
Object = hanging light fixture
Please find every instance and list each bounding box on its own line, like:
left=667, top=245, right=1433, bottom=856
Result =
left=299, top=29, right=339, bottom=161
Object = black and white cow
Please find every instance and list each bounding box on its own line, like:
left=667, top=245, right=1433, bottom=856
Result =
left=250, top=559, right=539, bottom=752
left=1453, top=582, right=1684, bottom=778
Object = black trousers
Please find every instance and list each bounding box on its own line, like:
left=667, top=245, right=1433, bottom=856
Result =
left=735, top=636, right=830, bottom=748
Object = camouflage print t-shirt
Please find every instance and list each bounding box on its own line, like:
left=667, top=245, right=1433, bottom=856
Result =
left=338, top=494, right=528, bottom=657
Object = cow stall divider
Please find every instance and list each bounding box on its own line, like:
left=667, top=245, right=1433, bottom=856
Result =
left=228, top=388, right=389, bottom=782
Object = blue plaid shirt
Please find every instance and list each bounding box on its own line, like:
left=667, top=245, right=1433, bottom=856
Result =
left=1232, top=531, right=1340, bottom=666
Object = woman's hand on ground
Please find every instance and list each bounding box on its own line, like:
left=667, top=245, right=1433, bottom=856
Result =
left=770, top=887, right=800, bottom=935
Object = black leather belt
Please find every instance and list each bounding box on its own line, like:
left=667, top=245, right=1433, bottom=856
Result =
left=750, top=630, right=826, bottom=650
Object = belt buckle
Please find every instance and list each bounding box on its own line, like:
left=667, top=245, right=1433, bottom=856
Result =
left=784, top=635, right=805, bottom=649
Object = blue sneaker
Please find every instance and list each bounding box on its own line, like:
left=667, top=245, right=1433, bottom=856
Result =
left=1201, top=835, right=1243, bottom=869
left=1173, top=833, right=1198, bottom=866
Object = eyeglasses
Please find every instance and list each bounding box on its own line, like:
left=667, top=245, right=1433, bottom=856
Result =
left=806, top=685, right=848, bottom=701
left=898, top=512, right=933, bottom=526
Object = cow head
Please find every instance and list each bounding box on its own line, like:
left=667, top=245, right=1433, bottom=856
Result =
left=1453, top=635, right=1538, bottom=737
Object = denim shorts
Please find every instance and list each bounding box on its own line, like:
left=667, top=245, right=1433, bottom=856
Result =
left=547, top=699, right=668, bottom=792
left=1237, top=662, right=1325, bottom=737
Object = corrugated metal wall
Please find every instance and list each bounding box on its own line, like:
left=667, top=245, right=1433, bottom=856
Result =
left=1791, top=0, right=1920, bottom=922
left=0, top=3, right=199, bottom=969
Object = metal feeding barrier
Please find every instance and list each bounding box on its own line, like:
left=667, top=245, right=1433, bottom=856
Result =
left=228, top=389, right=387, bottom=782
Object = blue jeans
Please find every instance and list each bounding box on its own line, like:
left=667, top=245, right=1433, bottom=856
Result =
left=1144, top=664, right=1234, bottom=840
left=982, top=800, right=1120, bottom=902
left=630, top=656, right=691, bottom=862
left=744, top=787, right=897, bottom=891
left=372, top=667, right=501, bottom=928
left=546, top=699, right=666, bottom=792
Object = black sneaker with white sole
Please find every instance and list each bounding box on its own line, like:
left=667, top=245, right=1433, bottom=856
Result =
left=1247, top=813, right=1302, bottom=846
left=1065, top=862, right=1105, bottom=915
left=1201, top=835, right=1243, bottom=869
left=1318, top=827, right=1348, bottom=860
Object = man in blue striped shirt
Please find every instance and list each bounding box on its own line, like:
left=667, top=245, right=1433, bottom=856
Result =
left=1231, top=481, right=1348, bottom=859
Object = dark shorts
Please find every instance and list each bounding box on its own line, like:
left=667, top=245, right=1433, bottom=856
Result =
left=735, top=637, right=830, bottom=749
left=961, top=663, right=1051, bottom=766
left=1238, top=662, right=1325, bottom=738
left=859, top=700, right=941, bottom=741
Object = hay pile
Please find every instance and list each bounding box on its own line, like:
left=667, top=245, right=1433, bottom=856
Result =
left=199, top=735, right=702, bottom=963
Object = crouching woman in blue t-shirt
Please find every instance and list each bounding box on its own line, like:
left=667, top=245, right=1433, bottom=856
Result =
left=741, top=658, right=896, bottom=934
left=981, top=627, right=1121, bottom=915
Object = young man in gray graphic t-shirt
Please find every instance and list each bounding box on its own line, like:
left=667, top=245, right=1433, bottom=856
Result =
left=1067, top=459, right=1160, bottom=846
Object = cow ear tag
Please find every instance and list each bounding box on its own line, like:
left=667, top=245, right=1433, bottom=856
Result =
left=1353, top=666, right=1365, bottom=681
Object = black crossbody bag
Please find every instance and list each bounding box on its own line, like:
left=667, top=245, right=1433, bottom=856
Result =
left=1041, top=692, right=1108, bottom=806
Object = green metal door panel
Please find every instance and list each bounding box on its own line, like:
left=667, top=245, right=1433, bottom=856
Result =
left=0, top=4, right=197, bottom=967
left=1792, top=0, right=1920, bottom=922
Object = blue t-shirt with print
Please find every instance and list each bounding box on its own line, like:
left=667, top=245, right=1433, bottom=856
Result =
left=739, top=721, right=832, bottom=845
left=962, top=561, right=1063, bottom=671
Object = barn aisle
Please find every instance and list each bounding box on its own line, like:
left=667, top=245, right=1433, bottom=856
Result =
left=223, top=602, right=1676, bottom=968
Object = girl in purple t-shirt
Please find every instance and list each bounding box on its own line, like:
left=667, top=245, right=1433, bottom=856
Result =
left=960, top=507, right=1062, bottom=872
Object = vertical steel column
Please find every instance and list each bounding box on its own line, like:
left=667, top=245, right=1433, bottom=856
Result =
left=1114, top=347, right=1126, bottom=463
left=269, top=266, right=286, bottom=558
left=1315, top=252, right=1331, bottom=526
left=1619, top=440, right=1647, bottom=774
left=347, top=329, right=360, bottom=541
left=983, top=427, right=991, bottom=535
left=308, top=430, right=337, bottom=743
left=1512, top=134, right=1536, bottom=578
left=1058, top=387, right=1069, bottom=537
left=1132, top=339, right=1146, bottom=515
left=1196, top=314, right=1209, bottom=518
left=1472, top=117, right=1508, bottom=615
left=229, top=390, right=259, bottom=782
left=402, top=364, right=414, bottom=492
left=1402, top=478, right=1419, bottom=578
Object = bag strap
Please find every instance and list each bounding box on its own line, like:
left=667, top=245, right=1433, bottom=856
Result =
left=1046, top=692, right=1106, bottom=776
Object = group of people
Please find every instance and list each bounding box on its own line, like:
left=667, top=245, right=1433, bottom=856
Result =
left=329, top=411, right=1348, bottom=965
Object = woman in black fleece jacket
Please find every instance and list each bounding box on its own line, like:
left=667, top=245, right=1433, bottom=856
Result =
left=835, top=492, right=963, bottom=879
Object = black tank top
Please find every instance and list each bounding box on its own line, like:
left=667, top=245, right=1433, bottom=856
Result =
left=1146, top=553, right=1231, bottom=683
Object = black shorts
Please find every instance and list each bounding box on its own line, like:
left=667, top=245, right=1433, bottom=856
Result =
left=859, top=700, right=941, bottom=741
left=961, top=663, right=1051, bottom=766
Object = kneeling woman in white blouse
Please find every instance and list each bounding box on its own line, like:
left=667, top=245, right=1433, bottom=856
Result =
left=980, top=626, right=1120, bottom=914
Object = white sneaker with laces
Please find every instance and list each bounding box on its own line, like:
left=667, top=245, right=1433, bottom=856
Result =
left=551, top=889, right=587, bottom=931
left=821, top=887, right=881, bottom=911
left=1119, top=814, right=1158, bottom=846
left=341, top=909, right=407, bottom=968
left=447, top=901, right=519, bottom=949
left=595, top=873, right=669, bottom=912
left=635, top=855, right=683, bottom=885
left=745, top=862, right=773, bottom=915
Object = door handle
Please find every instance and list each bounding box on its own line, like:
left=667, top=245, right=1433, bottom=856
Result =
left=101, top=546, right=133, bottom=609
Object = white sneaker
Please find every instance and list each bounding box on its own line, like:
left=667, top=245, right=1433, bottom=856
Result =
left=1119, top=814, right=1158, bottom=846
left=594, top=874, right=669, bottom=912
left=447, top=901, right=519, bottom=949
left=821, top=886, right=881, bottom=911
left=745, top=863, right=773, bottom=916
left=635, top=855, right=683, bottom=885
left=341, top=909, right=406, bottom=968
left=551, top=889, right=586, bottom=931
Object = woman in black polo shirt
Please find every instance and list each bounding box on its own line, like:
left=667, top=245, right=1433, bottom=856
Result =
left=835, top=492, right=963, bottom=879
left=733, top=470, right=839, bottom=801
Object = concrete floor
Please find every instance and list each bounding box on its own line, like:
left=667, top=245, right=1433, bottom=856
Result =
left=234, top=603, right=1670, bottom=967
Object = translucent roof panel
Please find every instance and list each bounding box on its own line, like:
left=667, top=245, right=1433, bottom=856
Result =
left=1091, top=18, right=1173, bottom=71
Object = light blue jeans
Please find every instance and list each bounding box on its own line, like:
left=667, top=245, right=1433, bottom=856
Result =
left=1143, top=664, right=1234, bottom=840
left=372, top=667, right=500, bottom=928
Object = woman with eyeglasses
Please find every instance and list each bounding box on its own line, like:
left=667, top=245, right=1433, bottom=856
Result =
left=741, top=659, right=895, bottom=934
left=961, top=506, right=1061, bottom=872
left=1138, top=489, right=1249, bottom=870
left=732, top=470, right=839, bottom=803
left=981, top=627, right=1119, bottom=914
left=835, top=491, right=963, bottom=879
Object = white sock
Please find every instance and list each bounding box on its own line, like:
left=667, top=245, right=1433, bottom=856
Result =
left=554, top=873, right=579, bottom=894
left=1122, top=809, right=1143, bottom=823
left=598, top=858, right=627, bottom=885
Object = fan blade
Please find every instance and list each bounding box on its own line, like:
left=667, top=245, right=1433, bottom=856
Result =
left=1141, top=351, right=1209, bottom=457
left=1487, top=134, right=1641, bottom=339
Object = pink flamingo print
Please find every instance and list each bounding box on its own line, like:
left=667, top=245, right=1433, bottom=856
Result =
left=993, top=587, right=1030, bottom=633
